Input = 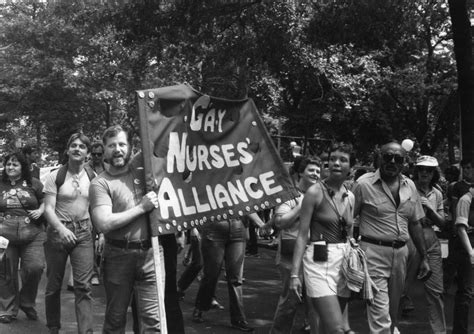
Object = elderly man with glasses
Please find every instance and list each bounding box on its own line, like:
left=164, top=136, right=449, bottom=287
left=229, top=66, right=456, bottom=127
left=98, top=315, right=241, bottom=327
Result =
left=352, top=141, right=430, bottom=334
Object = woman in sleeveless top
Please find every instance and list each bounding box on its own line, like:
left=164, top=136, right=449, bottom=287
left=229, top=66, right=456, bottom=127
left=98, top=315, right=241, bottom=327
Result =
left=290, top=143, right=355, bottom=334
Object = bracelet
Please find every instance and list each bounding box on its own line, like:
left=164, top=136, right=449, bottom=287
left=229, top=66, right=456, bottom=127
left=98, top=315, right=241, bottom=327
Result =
left=290, top=274, right=299, bottom=279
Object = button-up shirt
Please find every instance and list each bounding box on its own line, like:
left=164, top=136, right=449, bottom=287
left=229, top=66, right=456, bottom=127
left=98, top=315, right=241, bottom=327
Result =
left=353, top=169, right=425, bottom=242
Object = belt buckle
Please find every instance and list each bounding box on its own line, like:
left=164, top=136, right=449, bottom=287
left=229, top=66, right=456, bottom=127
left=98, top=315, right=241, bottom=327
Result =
left=392, top=240, right=402, bottom=248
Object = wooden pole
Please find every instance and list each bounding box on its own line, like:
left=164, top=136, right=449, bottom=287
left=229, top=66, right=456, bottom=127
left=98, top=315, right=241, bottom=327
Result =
left=136, top=91, right=168, bottom=333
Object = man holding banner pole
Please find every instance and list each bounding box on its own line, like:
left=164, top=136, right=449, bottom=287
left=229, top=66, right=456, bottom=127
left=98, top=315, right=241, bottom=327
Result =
left=89, top=125, right=184, bottom=333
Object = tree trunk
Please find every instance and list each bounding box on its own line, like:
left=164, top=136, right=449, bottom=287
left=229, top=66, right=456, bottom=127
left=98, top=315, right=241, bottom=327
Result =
left=448, top=0, right=474, bottom=160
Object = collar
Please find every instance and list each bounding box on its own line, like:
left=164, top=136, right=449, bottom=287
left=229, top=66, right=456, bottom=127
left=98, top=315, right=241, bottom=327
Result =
left=418, top=186, right=434, bottom=197
left=371, top=169, right=409, bottom=186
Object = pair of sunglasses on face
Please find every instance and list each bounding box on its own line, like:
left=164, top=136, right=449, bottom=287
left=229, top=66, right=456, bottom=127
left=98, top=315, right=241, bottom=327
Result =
left=382, top=153, right=404, bottom=164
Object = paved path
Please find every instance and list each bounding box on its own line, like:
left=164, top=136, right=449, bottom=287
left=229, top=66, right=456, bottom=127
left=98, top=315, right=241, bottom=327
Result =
left=1, top=243, right=472, bottom=333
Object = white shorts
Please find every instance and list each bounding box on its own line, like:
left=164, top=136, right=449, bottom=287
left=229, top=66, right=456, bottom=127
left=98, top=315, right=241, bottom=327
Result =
left=303, top=242, right=350, bottom=298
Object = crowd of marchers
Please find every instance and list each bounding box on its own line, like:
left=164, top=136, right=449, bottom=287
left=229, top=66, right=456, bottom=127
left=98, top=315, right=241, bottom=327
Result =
left=0, top=131, right=473, bottom=334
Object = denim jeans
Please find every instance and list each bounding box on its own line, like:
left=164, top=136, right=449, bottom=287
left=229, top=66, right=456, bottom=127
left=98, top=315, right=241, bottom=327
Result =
left=44, top=220, right=94, bottom=333
left=195, top=219, right=247, bottom=323
left=128, top=234, right=184, bottom=334
left=452, top=238, right=474, bottom=334
left=0, top=224, right=45, bottom=317
left=102, top=242, right=161, bottom=333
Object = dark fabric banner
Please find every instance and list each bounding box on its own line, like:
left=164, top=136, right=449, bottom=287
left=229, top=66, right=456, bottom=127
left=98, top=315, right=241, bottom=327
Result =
left=137, top=84, right=298, bottom=235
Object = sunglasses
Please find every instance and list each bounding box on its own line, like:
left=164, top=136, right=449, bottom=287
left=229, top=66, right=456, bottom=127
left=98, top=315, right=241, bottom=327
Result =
left=382, top=153, right=404, bottom=164
left=418, top=166, right=434, bottom=173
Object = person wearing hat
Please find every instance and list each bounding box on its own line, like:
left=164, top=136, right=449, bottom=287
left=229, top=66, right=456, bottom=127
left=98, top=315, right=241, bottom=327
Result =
left=400, top=155, right=446, bottom=333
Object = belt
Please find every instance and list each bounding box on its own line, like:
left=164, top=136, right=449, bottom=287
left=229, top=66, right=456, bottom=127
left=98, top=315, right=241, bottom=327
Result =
left=360, top=236, right=406, bottom=249
left=61, top=218, right=89, bottom=225
left=0, top=214, right=31, bottom=224
left=106, top=238, right=151, bottom=250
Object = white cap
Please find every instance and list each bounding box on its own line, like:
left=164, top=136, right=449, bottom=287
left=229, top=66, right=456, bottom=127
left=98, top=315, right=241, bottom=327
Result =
left=416, top=155, right=438, bottom=167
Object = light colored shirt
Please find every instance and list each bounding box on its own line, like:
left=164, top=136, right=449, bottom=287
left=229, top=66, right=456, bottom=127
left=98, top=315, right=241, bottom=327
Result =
left=43, top=168, right=91, bottom=222
left=418, top=186, right=444, bottom=231
left=274, top=194, right=303, bottom=241
left=455, top=192, right=473, bottom=232
left=353, top=169, right=424, bottom=242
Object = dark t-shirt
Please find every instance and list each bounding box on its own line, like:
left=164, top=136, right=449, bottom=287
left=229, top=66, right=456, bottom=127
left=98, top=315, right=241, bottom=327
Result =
left=0, top=178, right=43, bottom=216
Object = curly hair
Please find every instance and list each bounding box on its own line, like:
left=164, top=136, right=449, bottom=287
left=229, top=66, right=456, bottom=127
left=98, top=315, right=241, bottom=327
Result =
left=412, top=166, right=441, bottom=188
left=327, top=142, right=356, bottom=167
left=2, top=151, right=32, bottom=186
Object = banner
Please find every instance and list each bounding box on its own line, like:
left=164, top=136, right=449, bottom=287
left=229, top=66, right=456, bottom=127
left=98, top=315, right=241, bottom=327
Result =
left=137, top=84, right=298, bottom=235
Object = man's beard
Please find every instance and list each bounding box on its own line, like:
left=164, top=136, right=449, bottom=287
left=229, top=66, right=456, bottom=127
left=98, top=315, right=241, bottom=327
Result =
left=110, top=152, right=131, bottom=168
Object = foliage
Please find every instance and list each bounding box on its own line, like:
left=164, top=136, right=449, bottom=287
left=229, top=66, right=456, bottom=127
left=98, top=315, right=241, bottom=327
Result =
left=0, top=0, right=459, bottom=164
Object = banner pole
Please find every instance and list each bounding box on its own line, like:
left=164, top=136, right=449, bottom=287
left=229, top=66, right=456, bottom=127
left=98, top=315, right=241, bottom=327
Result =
left=136, top=91, right=167, bottom=333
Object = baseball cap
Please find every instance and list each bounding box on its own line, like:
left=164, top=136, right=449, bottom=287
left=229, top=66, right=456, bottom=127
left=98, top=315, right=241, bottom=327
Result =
left=416, top=155, right=438, bottom=167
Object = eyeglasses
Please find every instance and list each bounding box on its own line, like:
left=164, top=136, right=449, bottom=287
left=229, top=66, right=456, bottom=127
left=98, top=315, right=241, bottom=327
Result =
left=91, top=153, right=103, bottom=157
left=382, top=153, right=404, bottom=164
left=418, top=166, right=434, bottom=173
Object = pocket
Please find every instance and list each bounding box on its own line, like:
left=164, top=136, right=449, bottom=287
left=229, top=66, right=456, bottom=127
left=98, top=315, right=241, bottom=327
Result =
left=0, top=219, right=19, bottom=242
left=399, top=197, right=416, bottom=218
left=366, top=197, right=390, bottom=216
left=18, top=221, right=40, bottom=244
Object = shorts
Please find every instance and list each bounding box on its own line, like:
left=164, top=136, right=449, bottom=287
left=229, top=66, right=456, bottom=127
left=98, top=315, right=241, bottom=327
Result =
left=303, top=242, right=350, bottom=298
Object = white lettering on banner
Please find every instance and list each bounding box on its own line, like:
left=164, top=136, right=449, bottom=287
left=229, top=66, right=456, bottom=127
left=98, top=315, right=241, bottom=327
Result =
left=167, top=132, right=253, bottom=173
left=157, top=171, right=283, bottom=219
left=190, top=95, right=226, bottom=132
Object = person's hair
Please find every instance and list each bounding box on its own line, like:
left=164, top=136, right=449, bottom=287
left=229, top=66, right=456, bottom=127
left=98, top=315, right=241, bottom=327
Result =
left=91, top=141, right=104, bottom=151
left=413, top=166, right=441, bottom=187
left=66, top=132, right=91, bottom=153
left=21, top=144, right=38, bottom=156
left=102, top=125, right=129, bottom=146
left=444, top=165, right=460, bottom=183
left=354, top=168, right=368, bottom=181
left=2, top=151, right=32, bottom=185
left=298, top=156, right=321, bottom=174
left=328, top=142, right=356, bottom=167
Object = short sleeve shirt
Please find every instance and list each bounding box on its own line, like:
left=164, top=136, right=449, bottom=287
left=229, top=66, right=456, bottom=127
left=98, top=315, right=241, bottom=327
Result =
left=0, top=178, right=43, bottom=216
left=455, top=192, right=474, bottom=232
left=89, top=157, right=149, bottom=240
left=419, top=186, right=444, bottom=231
left=353, top=169, right=425, bottom=242
left=274, top=193, right=303, bottom=240
left=43, top=168, right=91, bottom=222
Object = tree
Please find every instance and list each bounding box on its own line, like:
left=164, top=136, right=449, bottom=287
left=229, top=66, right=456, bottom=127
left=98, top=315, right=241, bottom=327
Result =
left=448, top=0, right=474, bottom=160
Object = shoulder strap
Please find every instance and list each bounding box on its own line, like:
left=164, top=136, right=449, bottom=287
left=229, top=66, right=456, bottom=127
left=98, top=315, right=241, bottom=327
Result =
left=55, top=163, right=96, bottom=191
left=55, top=164, right=69, bottom=190
left=83, top=165, right=96, bottom=181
